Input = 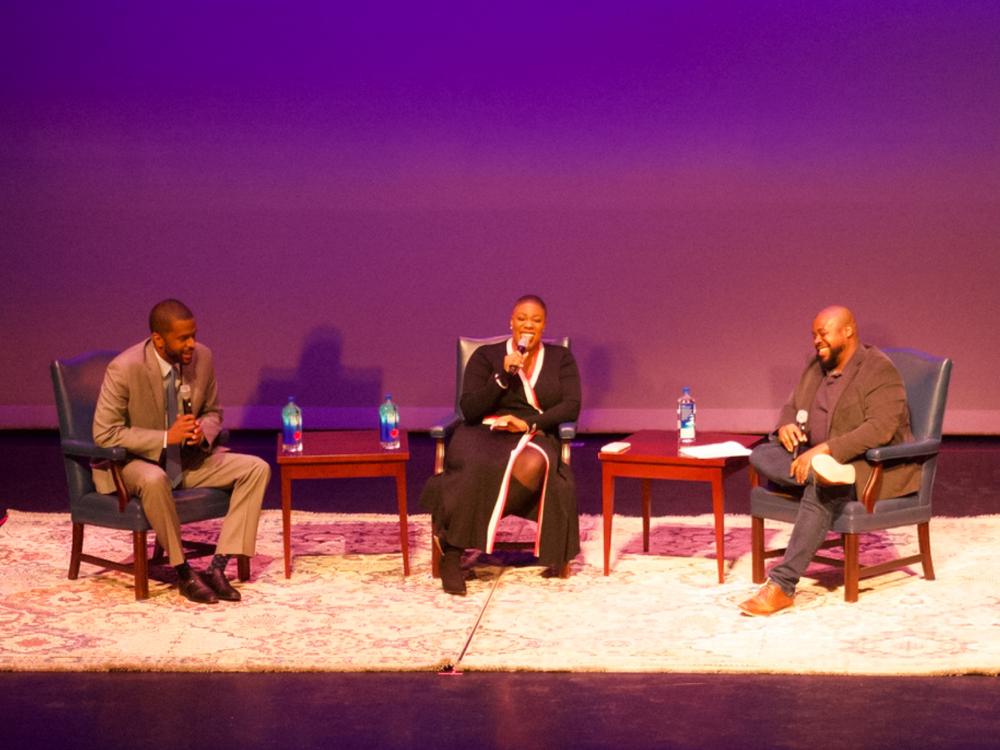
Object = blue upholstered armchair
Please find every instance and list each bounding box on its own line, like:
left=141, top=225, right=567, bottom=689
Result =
left=750, top=348, right=952, bottom=601
left=51, top=351, right=249, bottom=600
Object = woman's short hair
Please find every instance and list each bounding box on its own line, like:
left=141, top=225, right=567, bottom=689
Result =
left=513, top=294, right=547, bottom=314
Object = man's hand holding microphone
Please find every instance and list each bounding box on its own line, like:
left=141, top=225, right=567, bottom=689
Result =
left=167, top=384, right=203, bottom=447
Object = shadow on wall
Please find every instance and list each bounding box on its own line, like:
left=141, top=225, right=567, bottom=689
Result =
left=253, top=327, right=382, bottom=421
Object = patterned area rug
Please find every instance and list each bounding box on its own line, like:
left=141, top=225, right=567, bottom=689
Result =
left=1, top=510, right=998, bottom=674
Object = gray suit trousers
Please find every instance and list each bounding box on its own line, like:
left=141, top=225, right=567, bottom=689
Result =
left=120, top=451, right=270, bottom=566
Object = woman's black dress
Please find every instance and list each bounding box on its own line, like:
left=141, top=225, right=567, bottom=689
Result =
left=420, top=340, right=582, bottom=568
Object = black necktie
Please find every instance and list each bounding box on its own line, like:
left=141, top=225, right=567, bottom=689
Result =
left=165, top=368, right=182, bottom=488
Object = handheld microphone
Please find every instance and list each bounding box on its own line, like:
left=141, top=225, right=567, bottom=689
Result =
left=179, top=384, right=193, bottom=416
left=508, top=333, right=532, bottom=375
left=793, top=409, right=808, bottom=458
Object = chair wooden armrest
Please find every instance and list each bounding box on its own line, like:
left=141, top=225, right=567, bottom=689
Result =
left=558, top=421, right=576, bottom=466
left=431, top=413, right=463, bottom=475
left=861, top=438, right=941, bottom=512
left=861, top=463, right=883, bottom=513
left=108, top=462, right=131, bottom=513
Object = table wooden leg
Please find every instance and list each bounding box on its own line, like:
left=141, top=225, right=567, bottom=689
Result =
left=282, top=470, right=293, bottom=579
left=711, top=472, right=725, bottom=583
left=603, top=468, right=615, bottom=576
left=641, top=478, right=652, bottom=552
left=751, top=515, right=766, bottom=583
left=395, top=467, right=410, bottom=576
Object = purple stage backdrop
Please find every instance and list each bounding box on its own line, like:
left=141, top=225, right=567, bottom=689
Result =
left=3, top=2, right=998, bottom=433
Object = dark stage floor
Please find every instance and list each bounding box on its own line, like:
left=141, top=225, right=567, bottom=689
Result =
left=2, top=430, right=999, bottom=750
left=5, top=672, right=1000, bottom=750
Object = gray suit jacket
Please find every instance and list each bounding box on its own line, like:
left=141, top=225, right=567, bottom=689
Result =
left=92, top=338, right=224, bottom=494
left=777, top=344, right=921, bottom=500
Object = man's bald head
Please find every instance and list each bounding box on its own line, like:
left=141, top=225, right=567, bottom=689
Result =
left=812, top=305, right=858, bottom=371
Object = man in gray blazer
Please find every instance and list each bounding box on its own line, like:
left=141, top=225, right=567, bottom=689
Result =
left=739, top=305, right=920, bottom=616
left=93, top=299, right=270, bottom=604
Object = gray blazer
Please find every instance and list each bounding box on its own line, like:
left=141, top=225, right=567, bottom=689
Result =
left=92, top=338, right=224, bottom=494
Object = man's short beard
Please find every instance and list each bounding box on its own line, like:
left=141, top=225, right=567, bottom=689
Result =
left=816, top=345, right=842, bottom=372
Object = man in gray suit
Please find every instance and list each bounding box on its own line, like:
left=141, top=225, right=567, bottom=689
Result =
left=738, top=305, right=920, bottom=616
left=93, top=299, right=270, bottom=604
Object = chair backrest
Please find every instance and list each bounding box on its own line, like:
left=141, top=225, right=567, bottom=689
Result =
left=882, top=348, right=952, bottom=442
left=50, top=351, right=118, bottom=500
left=454, top=335, right=571, bottom=417
left=883, top=348, right=952, bottom=503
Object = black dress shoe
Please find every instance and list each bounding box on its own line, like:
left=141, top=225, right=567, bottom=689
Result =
left=203, top=566, right=242, bottom=602
left=440, top=543, right=467, bottom=596
left=178, top=572, right=219, bottom=604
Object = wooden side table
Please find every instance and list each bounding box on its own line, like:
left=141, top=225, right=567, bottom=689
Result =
left=276, top=430, right=411, bottom=578
left=598, top=430, right=761, bottom=582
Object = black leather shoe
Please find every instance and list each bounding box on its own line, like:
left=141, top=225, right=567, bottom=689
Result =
left=178, top=572, right=219, bottom=604
left=440, top=543, right=467, bottom=596
left=203, top=566, right=242, bottom=602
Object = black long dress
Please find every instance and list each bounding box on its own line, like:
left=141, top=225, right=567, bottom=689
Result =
left=420, top=340, right=582, bottom=568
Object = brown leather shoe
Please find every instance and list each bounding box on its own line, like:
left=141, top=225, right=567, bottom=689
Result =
left=204, top=566, right=242, bottom=602
left=738, top=581, right=794, bottom=616
left=178, top=572, right=219, bottom=604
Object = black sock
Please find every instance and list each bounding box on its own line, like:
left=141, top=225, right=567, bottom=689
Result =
left=210, top=554, right=230, bottom=570
left=175, top=562, right=192, bottom=580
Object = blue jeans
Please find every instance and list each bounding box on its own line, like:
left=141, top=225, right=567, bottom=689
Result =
left=750, top=441, right=855, bottom=596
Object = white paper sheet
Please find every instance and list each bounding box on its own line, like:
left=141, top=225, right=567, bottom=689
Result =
left=678, top=441, right=753, bottom=459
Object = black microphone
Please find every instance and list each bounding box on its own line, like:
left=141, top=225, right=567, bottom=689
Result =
left=793, top=409, right=808, bottom=458
left=507, top=333, right=532, bottom=375
left=179, top=383, right=193, bottom=416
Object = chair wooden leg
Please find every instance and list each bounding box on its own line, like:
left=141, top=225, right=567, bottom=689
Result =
left=431, top=535, right=442, bottom=579
left=751, top=516, right=765, bottom=584
left=843, top=532, right=859, bottom=603
left=918, top=521, right=935, bottom=581
left=236, top=554, right=251, bottom=582
left=559, top=561, right=570, bottom=579
left=641, top=479, right=651, bottom=553
left=68, top=522, right=84, bottom=580
left=133, top=531, right=150, bottom=600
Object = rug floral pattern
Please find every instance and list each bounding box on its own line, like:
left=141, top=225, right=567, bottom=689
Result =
left=1, top=510, right=997, bottom=674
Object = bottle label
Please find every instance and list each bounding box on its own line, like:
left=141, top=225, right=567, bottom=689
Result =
left=678, top=404, right=695, bottom=441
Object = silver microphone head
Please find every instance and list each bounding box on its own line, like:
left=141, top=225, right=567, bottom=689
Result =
left=517, top=333, right=532, bottom=352
left=178, top=383, right=193, bottom=414
left=795, top=409, right=808, bottom=426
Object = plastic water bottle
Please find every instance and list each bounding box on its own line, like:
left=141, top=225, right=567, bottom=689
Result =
left=677, top=387, right=696, bottom=444
left=379, top=394, right=400, bottom=450
left=281, top=396, right=303, bottom=454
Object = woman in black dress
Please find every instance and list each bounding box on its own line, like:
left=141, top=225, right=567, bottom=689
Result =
left=420, top=295, right=582, bottom=595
